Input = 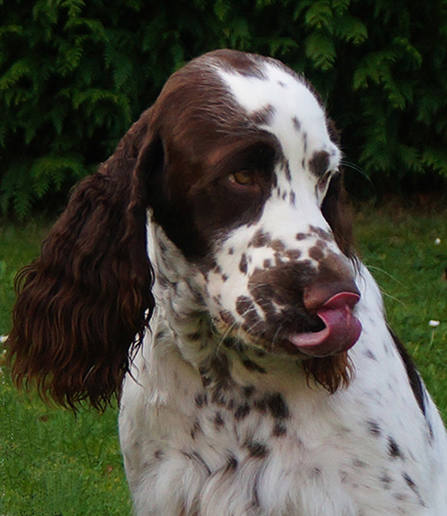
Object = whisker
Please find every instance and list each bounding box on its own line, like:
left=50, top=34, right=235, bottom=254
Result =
left=365, top=265, right=406, bottom=288
left=341, top=160, right=373, bottom=185
left=379, top=288, right=405, bottom=306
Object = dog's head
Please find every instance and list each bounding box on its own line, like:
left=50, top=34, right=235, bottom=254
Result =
left=8, top=50, right=361, bottom=408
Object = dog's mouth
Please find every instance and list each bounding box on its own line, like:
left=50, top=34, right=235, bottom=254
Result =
left=287, top=292, right=362, bottom=357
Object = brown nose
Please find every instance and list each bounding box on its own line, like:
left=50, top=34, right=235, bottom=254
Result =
left=303, top=279, right=360, bottom=313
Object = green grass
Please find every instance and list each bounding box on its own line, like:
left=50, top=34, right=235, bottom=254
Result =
left=0, top=206, right=446, bottom=514
left=1, top=386, right=132, bottom=515
left=0, top=221, right=51, bottom=335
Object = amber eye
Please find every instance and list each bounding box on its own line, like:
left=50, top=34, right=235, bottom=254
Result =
left=229, top=170, right=256, bottom=186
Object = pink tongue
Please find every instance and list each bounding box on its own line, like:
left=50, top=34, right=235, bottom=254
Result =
left=289, top=292, right=362, bottom=357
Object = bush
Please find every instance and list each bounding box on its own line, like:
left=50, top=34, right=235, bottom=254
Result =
left=1, top=0, right=447, bottom=218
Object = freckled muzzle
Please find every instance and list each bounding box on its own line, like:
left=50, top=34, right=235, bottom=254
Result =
left=243, top=250, right=362, bottom=358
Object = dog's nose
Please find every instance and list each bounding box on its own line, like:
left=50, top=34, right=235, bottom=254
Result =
left=303, top=279, right=360, bottom=313
left=289, top=280, right=362, bottom=357
left=289, top=288, right=362, bottom=357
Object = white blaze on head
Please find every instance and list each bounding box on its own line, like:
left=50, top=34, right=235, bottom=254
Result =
left=216, top=61, right=340, bottom=168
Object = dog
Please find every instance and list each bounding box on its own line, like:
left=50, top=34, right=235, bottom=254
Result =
left=8, top=49, right=447, bottom=515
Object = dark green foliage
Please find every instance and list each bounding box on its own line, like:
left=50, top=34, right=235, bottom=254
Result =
left=1, top=0, right=447, bottom=218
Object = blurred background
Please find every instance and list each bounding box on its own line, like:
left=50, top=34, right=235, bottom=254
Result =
left=0, top=1, right=446, bottom=514
left=1, top=0, right=447, bottom=217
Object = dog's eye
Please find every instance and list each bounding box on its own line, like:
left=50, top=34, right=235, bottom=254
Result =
left=229, top=170, right=256, bottom=186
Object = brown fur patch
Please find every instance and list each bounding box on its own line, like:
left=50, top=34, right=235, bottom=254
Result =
left=302, top=352, right=354, bottom=393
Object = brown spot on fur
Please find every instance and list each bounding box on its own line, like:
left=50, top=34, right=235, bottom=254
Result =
left=243, top=385, right=256, bottom=397
left=284, top=162, right=292, bottom=182
left=273, top=421, right=287, bottom=437
left=309, top=150, right=330, bottom=178
left=242, top=358, right=267, bottom=374
left=285, top=249, right=301, bottom=261
left=246, top=440, right=269, bottom=459
left=388, top=437, right=404, bottom=459
left=290, top=191, right=296, bottom=205
left=187, top=331, right=202, bottom=341
left=214, top=412, right=225, bottom=428
left=239, top=253, right=248, bottom=274
left=195, top=393, right=208, bottom=407
left=249, top=229, right=272, bottom=248
left=309, top=244, right=324, bottom=261
left=309, top=225, right=333, bottom=241
left=271, top=239, right=285, bottom=252
left=235, top=403, right=251, bottom=420
left=225, top=454, right=238, bottom=472
left=302, top=352, right=353, bottom=393
left=199, top=352, right=233, bottom=396
left=265, top=392, right=290, bottom=420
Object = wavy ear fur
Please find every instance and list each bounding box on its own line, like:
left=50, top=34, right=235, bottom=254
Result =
left=7, top=109, right=157, bottom=410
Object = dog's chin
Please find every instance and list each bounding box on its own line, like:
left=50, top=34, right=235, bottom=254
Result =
left=215, top=311, right=355, bottom=391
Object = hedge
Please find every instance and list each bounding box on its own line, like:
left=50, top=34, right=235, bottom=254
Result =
left=1, top=0, right=447, bottom=218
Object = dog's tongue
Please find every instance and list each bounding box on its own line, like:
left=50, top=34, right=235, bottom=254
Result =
left=289, top=292, right=362, bottom=357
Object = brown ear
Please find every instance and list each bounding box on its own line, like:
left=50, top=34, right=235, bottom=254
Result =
left=321, top=172, right=355, bottom=259
left=7, top=109, right=157, bottom=410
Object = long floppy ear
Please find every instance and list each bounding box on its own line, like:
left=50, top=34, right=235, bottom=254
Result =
left=7, top=108, right=159, bottom=410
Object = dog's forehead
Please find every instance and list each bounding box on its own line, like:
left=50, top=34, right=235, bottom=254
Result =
left=216, top=61, right=320, bottom=121
left=214, top=59, right=337, bottom=160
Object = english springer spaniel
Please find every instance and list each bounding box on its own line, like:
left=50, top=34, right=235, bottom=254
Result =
left=8, top=50, right=447, bottom=515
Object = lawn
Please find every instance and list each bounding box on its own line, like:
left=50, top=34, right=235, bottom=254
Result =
left=0, top=205, right=446, bottom=515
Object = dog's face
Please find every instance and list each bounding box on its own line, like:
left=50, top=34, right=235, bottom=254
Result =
left=145, top=50, right=361, bottom=361
left=8, top=50, right=362, bottom=408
